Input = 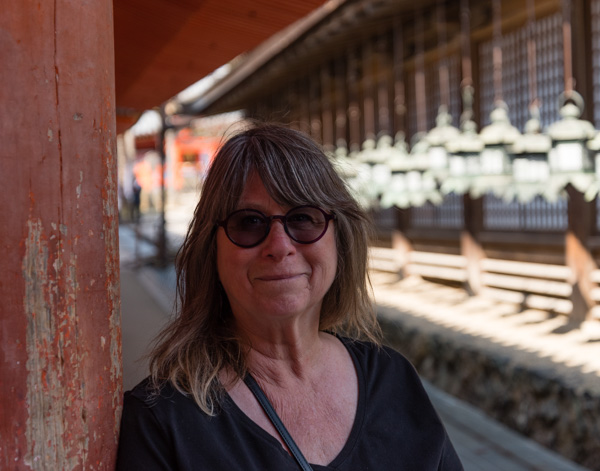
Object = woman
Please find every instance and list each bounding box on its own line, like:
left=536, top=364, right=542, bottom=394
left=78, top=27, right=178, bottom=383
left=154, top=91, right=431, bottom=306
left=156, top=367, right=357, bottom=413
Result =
left=117, top=122, right=463, bottom=470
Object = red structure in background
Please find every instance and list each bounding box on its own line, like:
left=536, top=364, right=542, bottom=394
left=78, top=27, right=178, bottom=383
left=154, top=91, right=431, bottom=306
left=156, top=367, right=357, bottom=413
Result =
left=122, top=127, right=222, bottom=218
left=170, top=128, right=221, bottom=191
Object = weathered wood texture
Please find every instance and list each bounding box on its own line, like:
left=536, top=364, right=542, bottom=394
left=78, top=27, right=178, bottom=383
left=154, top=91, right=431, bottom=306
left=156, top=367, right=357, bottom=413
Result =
left=0, top=1, right=122, bottom=469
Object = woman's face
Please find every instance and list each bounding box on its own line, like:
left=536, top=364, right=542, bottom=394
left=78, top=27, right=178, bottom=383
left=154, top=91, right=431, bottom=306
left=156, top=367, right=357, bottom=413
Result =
left=216, top=172, right=338, bottom=334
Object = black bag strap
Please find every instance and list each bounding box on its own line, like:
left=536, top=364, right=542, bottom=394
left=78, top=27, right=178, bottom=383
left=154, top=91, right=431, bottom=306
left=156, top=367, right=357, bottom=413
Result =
left=243, top=374, right=314, bottom=471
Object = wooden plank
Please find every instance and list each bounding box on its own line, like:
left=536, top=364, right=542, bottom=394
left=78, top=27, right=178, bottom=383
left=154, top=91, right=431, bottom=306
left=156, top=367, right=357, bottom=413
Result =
left=481, top=273, right=572, bottom=297
left=369, top=246, right=401, bottom=259
left=369, top=258, right=402, bottom=273
left=525, top=295, right=572, bottom=314
left=479, top=287, right=525, bottom=304
left=406, top=264, right=468, bottom=282
left=481, top=259, right=571, bottom=280
left=368, top=247, right=403, bottom=273
left=408, top=251, right=468, bottom=268
left=484, top=248, right=566, bottom=266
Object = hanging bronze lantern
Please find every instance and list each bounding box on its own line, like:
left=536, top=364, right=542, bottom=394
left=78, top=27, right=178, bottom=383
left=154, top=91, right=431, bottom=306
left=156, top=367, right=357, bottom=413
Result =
left=480, top=102, right=520, bottom=176
left=426, top=106, right=460, bottom=176
left=470, top=101, right=521, bottom=199
left=510, top=106, right=552, bottom=202
left=547, top=92, right=595, bottom=173
left=443, top=86, right=484, bottom=195
left=545, top=92, right=597, bottom=200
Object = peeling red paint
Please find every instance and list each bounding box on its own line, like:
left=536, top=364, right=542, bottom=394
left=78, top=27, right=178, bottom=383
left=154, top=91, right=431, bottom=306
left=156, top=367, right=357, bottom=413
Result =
left=102, top=132, right=124, bottom=438
left=3, top=1, right=121, bottom=468
left=22, top=219, right=83, bottom=469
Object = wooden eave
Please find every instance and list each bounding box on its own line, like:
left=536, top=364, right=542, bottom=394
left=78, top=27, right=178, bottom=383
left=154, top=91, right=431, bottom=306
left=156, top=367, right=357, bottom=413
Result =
left=112, top=0, right=330, bottom=132
left=184, top=0, right=464, bottom=116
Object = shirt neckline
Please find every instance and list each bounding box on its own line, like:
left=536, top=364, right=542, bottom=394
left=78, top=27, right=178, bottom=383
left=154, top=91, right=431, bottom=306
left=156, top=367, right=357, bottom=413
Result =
left=223, top=336, right=366, bottom=469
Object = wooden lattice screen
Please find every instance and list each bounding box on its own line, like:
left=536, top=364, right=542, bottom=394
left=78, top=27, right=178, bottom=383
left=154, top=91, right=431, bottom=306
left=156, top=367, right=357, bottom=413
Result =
left=478, top=12, right=563, bottom=131
left=483, top=194, right=568, bottom=231
left=405, top=56, right=462, bottom=140
left=411, top=194, right=464, bottom=229
left=475, top=10, right=567, bottom=233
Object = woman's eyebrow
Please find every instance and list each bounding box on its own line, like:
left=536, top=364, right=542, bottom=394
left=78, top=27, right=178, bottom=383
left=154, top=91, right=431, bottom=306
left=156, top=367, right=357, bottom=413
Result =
left=234, top=202, right=292, bottom=214
left=233, top=202, right=269, bottom=214
left=235, top=201, right=263, bottom=210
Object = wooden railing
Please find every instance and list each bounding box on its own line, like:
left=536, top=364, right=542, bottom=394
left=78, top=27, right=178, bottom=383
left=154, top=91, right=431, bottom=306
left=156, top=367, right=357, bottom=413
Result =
left=369, top=188, right=600, bottom=322
left=479, top=258, right=572, bottom=314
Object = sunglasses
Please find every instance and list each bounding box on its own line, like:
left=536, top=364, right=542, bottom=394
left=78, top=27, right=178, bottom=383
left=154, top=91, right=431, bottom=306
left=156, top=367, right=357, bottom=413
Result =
left=217, top=205, right=335, bottom=248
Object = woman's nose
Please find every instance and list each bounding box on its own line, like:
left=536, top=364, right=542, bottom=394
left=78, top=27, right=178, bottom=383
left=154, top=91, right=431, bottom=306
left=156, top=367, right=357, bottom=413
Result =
left=261, top=219, right=296, bottom=258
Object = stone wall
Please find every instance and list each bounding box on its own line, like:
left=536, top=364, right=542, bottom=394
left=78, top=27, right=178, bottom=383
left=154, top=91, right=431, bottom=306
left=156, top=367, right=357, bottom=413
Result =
left=379, top=314, right=600, bottom=470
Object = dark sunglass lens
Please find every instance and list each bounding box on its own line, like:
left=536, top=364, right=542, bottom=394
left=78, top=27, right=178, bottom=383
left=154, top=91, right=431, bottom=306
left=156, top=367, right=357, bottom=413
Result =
left=227, top=210, right=268, bottom=246
left=286, top=207, right=327, bottom=242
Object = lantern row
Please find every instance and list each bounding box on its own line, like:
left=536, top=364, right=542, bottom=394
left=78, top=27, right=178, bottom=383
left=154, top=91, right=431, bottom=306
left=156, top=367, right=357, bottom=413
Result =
left=331, top=88, right=600, bottom=208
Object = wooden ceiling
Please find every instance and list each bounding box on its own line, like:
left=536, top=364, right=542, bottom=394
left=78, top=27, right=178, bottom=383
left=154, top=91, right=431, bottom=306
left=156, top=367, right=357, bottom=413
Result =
left=113, top=0, right=329, bottom=130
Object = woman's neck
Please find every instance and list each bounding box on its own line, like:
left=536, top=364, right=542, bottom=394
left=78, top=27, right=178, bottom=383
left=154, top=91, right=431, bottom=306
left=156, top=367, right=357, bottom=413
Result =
left=231, top=310, right=325, bottom=380
left=243, top=328, right=327, bottom=387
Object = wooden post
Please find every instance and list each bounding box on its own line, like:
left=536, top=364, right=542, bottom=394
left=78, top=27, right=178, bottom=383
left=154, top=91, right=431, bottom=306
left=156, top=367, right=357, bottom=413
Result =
left=376, top=34, right=392, bottom=138
left=565, top=185, right=596, bottom=323
left=461, top=194, right=485, bottom=295
left=156, top=110, right=168, bottom=267
left=309, top=73, right=322, bottom=143
left=362, top=40, right=376, bottom=141
left=1, top=1, right=122, bottom=469
left=392, top=208, right=413, bottom=278
left=320, top=62, right=335, bottom=152
left=392, top=16, right=406, bottom=140
left=347, top=47, right=362, bottom=153
left=570, top=0, right=593, bottom=122
left=334, top=57, right=348, bottom=147
left=298, top=78, right=311, bottom=133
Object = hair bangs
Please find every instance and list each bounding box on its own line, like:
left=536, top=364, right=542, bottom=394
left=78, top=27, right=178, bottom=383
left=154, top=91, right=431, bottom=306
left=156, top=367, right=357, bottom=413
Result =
left=250, top=140, right=342, bottom=211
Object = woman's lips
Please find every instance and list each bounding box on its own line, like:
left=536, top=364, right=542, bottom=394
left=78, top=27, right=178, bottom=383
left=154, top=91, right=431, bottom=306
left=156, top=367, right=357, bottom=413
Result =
left=256, top=273, right=301, bottom=281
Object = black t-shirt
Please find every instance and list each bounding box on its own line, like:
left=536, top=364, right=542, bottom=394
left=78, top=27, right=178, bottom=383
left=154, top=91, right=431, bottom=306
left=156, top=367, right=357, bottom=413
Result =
left=117, top=339, right=463, bottom=470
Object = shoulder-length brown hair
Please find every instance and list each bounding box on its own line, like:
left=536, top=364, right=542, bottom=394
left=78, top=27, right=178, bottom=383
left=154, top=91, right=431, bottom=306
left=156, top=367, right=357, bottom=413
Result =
left=149, top=122, right=379, bottom=414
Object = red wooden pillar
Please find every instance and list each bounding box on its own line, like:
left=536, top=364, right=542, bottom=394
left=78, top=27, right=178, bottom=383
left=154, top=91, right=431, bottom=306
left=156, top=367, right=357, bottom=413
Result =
left=1, top=1, right=122, bottom=469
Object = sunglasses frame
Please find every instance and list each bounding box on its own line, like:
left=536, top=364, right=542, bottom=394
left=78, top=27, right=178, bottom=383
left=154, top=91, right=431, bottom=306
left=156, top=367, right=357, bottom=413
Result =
left=216, top=205, right=335, bottom=248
